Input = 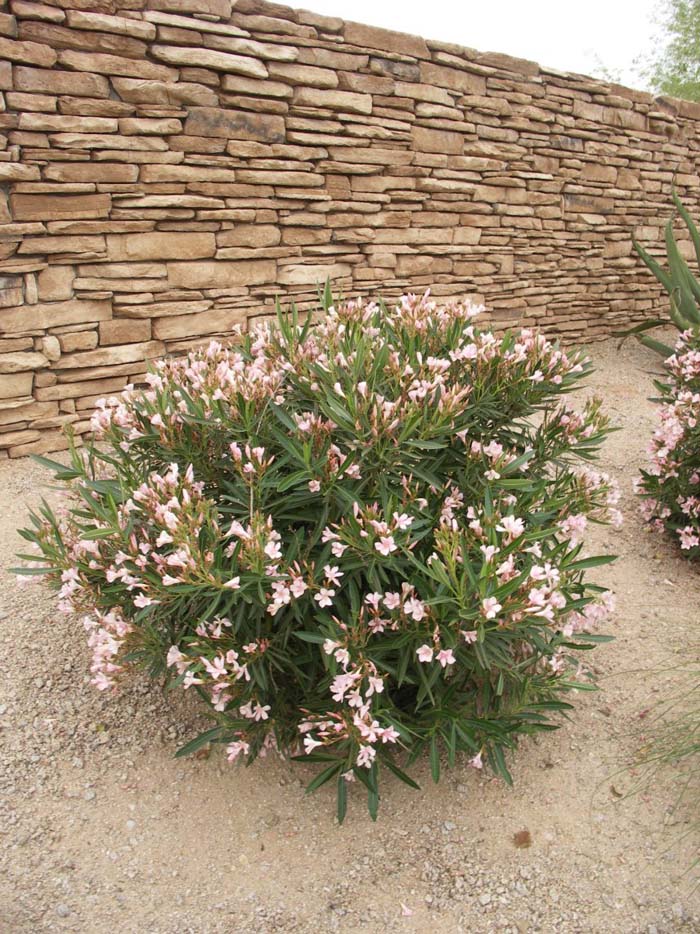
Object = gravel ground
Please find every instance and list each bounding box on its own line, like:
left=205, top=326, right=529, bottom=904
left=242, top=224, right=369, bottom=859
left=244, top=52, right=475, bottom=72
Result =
left=1, top=335, right=699, bottom=934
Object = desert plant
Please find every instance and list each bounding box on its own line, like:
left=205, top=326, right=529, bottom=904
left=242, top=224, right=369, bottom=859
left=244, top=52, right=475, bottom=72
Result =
left=17, top=291, right=620, bottom=820
left=637, top=329, right=700, bottom=558
left=624, top=189, right=700, bottom=358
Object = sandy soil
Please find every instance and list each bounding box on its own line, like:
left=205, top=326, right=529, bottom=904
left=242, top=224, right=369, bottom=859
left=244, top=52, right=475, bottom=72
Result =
left=1, top=336, right=699, bottom=934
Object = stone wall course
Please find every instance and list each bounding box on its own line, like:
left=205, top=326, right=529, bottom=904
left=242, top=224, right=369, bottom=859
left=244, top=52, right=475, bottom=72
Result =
left=0, top=0, right=698, bottom=451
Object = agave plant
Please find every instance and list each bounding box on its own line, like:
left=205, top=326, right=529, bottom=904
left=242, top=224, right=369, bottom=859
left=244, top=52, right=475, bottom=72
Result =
left=622, top=188, right=700, bottom=358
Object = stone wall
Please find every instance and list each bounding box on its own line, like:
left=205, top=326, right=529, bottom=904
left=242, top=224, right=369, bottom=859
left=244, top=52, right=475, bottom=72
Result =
left=1, top=0, right=699, bottom=457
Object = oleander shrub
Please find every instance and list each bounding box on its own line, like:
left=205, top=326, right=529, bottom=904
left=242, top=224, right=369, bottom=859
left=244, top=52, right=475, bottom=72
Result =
left=637, top=330, right=700, bottom=558
left=18, top=291, right=620, bottom=820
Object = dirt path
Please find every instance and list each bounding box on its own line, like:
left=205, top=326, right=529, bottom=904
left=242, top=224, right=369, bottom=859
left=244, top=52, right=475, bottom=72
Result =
left=1, top=336, right=699, bottom=934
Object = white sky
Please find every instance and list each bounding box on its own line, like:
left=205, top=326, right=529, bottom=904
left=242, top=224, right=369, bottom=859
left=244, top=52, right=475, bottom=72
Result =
left=301, top=0, right=663, bottom=91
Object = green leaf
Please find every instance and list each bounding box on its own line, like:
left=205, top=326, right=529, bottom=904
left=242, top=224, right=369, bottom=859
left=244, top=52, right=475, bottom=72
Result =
left=306, top=761, right=342, bottom=794
left=382, top=757, right=421, bottom=790
left=564, top=554, right=617, bottom=570
left=367, top=786, right=379, bottom=821
left=294, top=631, right=327, bottom=644
left=175, top=727, right=222, bottom=758
left=430, top=734, right=440, bottom=784
left=336, top=774, right=348, bottom=824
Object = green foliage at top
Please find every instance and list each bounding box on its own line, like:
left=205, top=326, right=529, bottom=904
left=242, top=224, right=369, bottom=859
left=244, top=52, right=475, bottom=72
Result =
left=647, top=0, right=700, bottom=101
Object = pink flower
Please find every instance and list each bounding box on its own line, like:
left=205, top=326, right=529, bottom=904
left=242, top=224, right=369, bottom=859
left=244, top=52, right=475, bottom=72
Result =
left=356, top=745, right=376, bottom=768
left=264, top=540, right=282, bottom=561
left=469, top=751, right=483, bottom=770
left=367, top=675, right=384, bottom=695
left=437, top=648, right=456, bottom=668
left=404, top=597, right=426, bottom=621
left=303, top=735, right=323, bottom=754
left=416, top=644, right=434, bottom=663
left=679, top=526, right=700, bottom=550
left=290, top=576, right=308, bottom=597
left=223, top=576, right=240, bottom=589
left=383, top=591, right=401, bottom=610
left=375, top=535, right=397, bottom=556
left=482, top=596, right=502, bottom=619
left=323, top=564, right=343, bottom=586
left=226, top=740, right=250, bottom=762
left=331, top=541, right=348, bottom=558
left=308, top=479, right=321, bottom=493
left=314, top=587, right=335, bottom=608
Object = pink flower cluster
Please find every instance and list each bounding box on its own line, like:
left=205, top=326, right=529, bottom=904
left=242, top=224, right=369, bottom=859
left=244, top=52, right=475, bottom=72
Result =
left=638, top=331, right=700, bottom=557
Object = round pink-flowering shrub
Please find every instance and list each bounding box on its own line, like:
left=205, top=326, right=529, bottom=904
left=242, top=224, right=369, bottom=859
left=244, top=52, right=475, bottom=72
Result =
left=19, top=291, right=619, bottom=820
left=637, top=331, right=700, bottom=558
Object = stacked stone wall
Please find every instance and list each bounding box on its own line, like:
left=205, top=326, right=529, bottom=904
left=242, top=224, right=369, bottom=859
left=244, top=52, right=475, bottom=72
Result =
left=1, top=0, right=699, bottom=456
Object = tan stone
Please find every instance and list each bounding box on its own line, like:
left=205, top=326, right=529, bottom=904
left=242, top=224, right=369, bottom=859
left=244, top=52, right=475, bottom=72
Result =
left=40, top=335, right=61, bottom=361
left=18, top=113, right=118, bottom=133
left=221, top=74, right=293, bottom=98
left=64, top=11, right=157, bottom=41
left=0, top=351, right=48, bottom=373
left=50, top=133, right=168, bottom=151
left=114, top=299, right=212, bottom=318
left=419, top=62, right=487, bottom=95
left=17, top=234, right=106, bottom=256
left=0, top=163, right=41, bottom=182
left=44, top=163, right=138, bottom=183
left=0, top=400, right=57, bottom=427
left=99, top=318, right=151, bottom=344
left=118, top=117, right=182, bottom=135
left=6, top=91, right=57, bottom=112
left=411, top=126, right=464, bottom=154
left=202, top=34, right=298, bottom=64
left=167, top=259, right=276, bottom=289
left=338, top=72, right=394, bottom=95
left=11, top=2, right=65, bottom=24
left=11, top=193, right=111, bottom=221
left=0, top=371, right=33, bottom=399
left=343, top=20, right=429, bottom=59
left=235, top=170, right=324, bottom=187
left=151, top=45, right=268, bottom=79
left=58, top=96, right=134, bottom=117
left=54, top=340, right=163, bottom=370
left=57, top=50, right=177, bottom=81
left=14, top=65, right=110, bottom=97
left=58, top=331, right=98, bottom=353
left=18, top=21, right=148, bottom=59
left=581, top=164, right=617, bottom=184
left=293, top=87, right=372, bottom=115
left=111, top=77, right=217, bottom=107
left=216, top=225, right=281, bottom=248
left=0, top=298, right=111, bottom=333
left=153, top=306, right=246, bottom=340
left=184, top=107, right=285, bottom=143
left=8, top=429, right=72, bottom=456
left=106, top=232, right=215, bottom=262
left=78, top=262, right=167, bottom=279
left=0, top=36, right=56, bottom=67
left=277, top=263, right=352, bottom=285
left=148, top=0, right=232, bottom=16
left=268, top=62, right=338, bottom=88
left=0, top=429, right=43, bottom=450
